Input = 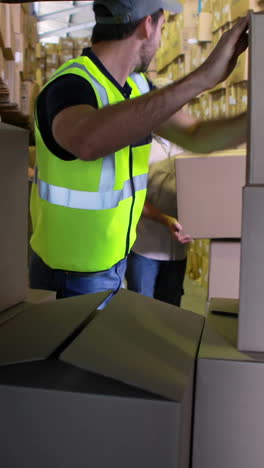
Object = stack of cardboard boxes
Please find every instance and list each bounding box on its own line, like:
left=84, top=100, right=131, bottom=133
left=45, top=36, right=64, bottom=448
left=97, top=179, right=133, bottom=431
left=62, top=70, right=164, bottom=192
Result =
left=34, top=37, right=92, bottom=87
left=238, top=13, right=264, bottom=351
left=0, top=4, right=39, bottom=117
left=0, top=5, right=92, bottom=119
left=175, top=148, right=246, bottom=301
left=148, top=0, right=263, bottom=119
left=0, top=121, right=57, bottom=316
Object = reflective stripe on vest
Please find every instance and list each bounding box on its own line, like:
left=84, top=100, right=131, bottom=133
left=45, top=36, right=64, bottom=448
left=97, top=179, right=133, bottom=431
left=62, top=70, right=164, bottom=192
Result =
left=129, top=72, right=150, bottom=95
left=51, top=62, right=109, bottom=106
left=33, top=167, right=148, bottom=210
left=37, top=67, right=150, bottom=198
left=49, top=61, right=119, bottom=192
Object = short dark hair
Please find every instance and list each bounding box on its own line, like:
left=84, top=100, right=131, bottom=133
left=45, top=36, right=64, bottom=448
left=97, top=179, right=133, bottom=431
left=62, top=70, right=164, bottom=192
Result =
left=91, top=6, right=163, bottom=44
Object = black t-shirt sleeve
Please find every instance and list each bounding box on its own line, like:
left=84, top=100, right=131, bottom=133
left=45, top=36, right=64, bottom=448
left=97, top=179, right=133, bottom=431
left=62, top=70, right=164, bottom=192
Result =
left=37, top=74, right=98, bottom=161
left=146, top=78, right=156, bottom=91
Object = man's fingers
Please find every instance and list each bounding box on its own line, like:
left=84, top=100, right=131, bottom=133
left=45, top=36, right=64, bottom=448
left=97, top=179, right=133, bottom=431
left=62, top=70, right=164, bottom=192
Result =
left=233, top=14, right=249, bottom=34
left=175, top=222, right=183, bottom=232
left=176, top=233, right=193, bottom=244
left=225, top=15, right=249, bottom=44
left=231, top=34, right=248, bottom=63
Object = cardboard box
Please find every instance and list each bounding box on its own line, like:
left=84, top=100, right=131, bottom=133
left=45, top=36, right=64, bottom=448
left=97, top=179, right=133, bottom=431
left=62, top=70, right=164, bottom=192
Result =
left=74, top=37, right=91, bottom=50
left=227, top=84, right=239, bottom=116
left=59, top=52, right=73, bottom=65
left=189, top=96, right=202, bottom=119
left=212, top=0, right=222, bottom=31
left=228, top=83, right=248, bottom=115
left=20, top=80, right=39, bottom=116
left=22, top=47, right=37, bottom=81
left=15, top=32, right=25, bottom=74
left=247, top=12, right=264, bottom=184
left=190, top=43, right=202, bottom=71
left=183, top=0, right=199, bottom=28
left=61, top=289, right=204, bottom=468
left=211, top=89, right=228, bottom=117
left=0, top=123, right=28, bottom=313
left=45, top=67, right=57, bottom=81
left=23, top=13, right=37, bottom=48
left=222, top=0, right=232, bottom=24
left=28, top=15, right=38, bottom=48
left=238, top=186, right=264, bottom=352
left=200, top=92, right=212, bottom=119
left=200, top=41, right=213, bottom=64
left=46, top=54, right=59, bottom=68
left=0, top=291, right=109, bottom=361
left=0, top=46, right=4, bottom=82
left=208, top=241, right=241, bottom=299
left=26, top=289, right=56, bottom=303
left=201, top=0, right=212, bottom=12
left=35, top=42, right=45, bottom=59
left=59, top=37, right=74, bottom=52
left=3, top=5, right=15, bottom=61
left=45, top=43, right=59, bottom=55
left=175, top=149, right=246, bottom=238
left=0, top=290, right=204, bottom=468
left=0, top=3, right=5, bottom=49
left=4, top=60, right=21, bottom=106
left=35, top=67, right=43, bottom=87
left=10, top=4, right=24, bottom=35
left=227, top=49, right=248, bottom=85
left=193, top=304, right=264, bottom=468
left=238, top=81, right=248, bottom=113
left=198, top=12, right=213, bottom=41
left=230, top=0, right=262, bottom=20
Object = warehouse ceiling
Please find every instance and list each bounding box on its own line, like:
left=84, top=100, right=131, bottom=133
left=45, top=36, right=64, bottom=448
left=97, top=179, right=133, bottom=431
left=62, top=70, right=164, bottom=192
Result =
left=34, top=0, right=95, bottom=43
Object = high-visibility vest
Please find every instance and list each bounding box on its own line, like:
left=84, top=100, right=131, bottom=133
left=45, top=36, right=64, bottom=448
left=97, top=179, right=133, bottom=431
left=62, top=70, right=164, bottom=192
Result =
left=30, top=55, right=151, bottom=272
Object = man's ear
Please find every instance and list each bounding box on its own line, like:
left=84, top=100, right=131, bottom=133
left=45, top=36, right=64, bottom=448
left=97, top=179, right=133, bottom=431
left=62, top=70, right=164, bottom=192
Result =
left=137, top=15, right=154, bottom=40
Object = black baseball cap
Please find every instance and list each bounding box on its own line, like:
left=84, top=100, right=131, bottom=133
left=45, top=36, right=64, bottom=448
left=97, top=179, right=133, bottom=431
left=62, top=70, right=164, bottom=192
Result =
left=94, top=0, right=182, bottom=24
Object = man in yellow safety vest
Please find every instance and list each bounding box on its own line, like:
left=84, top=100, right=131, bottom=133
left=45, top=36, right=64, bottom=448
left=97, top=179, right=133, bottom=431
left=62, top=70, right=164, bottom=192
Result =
left=30, top=0, right=248, bottom=306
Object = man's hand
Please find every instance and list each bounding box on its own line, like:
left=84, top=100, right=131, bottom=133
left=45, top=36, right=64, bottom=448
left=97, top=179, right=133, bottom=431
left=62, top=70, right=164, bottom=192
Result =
left=142, top=201, right=192, bottom=244
left=198, top=15, right=249, bottom=89
left=164, top=215, right=192, bottom=244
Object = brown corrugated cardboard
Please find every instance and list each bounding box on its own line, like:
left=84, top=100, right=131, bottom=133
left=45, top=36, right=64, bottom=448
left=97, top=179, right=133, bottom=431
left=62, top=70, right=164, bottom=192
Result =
left=26, top=289, right=56, bottom=303
left=198, top=12, right=213, bottom=42
left=0, top=123, right=28, bottom=313
left=0, top=289, right=204, bottom=468
left=10, top=4, right=24, bottom=35
left=175, top=150, right=246, bottom=238
left=183, top=0, right=199, bottom=28
left=247, top=12, right=264, bottom=184
left=0, top=292, right=110, bottom=363
left=227, top=50, right=248, bottom=85
left=0, top=47, right=4, bottom=82
left=208, top=240, right=241, bottom=299
left=61, top=289, right=204, bottom=468
left=3, top=5, right=15, bottom=61
left=5, top=61, right=21, bottom=106
left=222, top=0, right=232, bottom=25
left=20, top=80, right=39, bottom=116
left=0, top=3, right=5, bottom=49
left=193, top=305, right=264, bottom=468
left=238, top=186, right=264, bottom=352
left=230, top=0, right=261, bottom=21
left=212, top=0, right=222, bottom=31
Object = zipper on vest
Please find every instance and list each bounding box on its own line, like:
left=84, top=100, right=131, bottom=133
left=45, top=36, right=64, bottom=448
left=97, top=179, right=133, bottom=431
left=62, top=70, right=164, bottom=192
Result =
left=125, top=147, right=136, bottom=257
